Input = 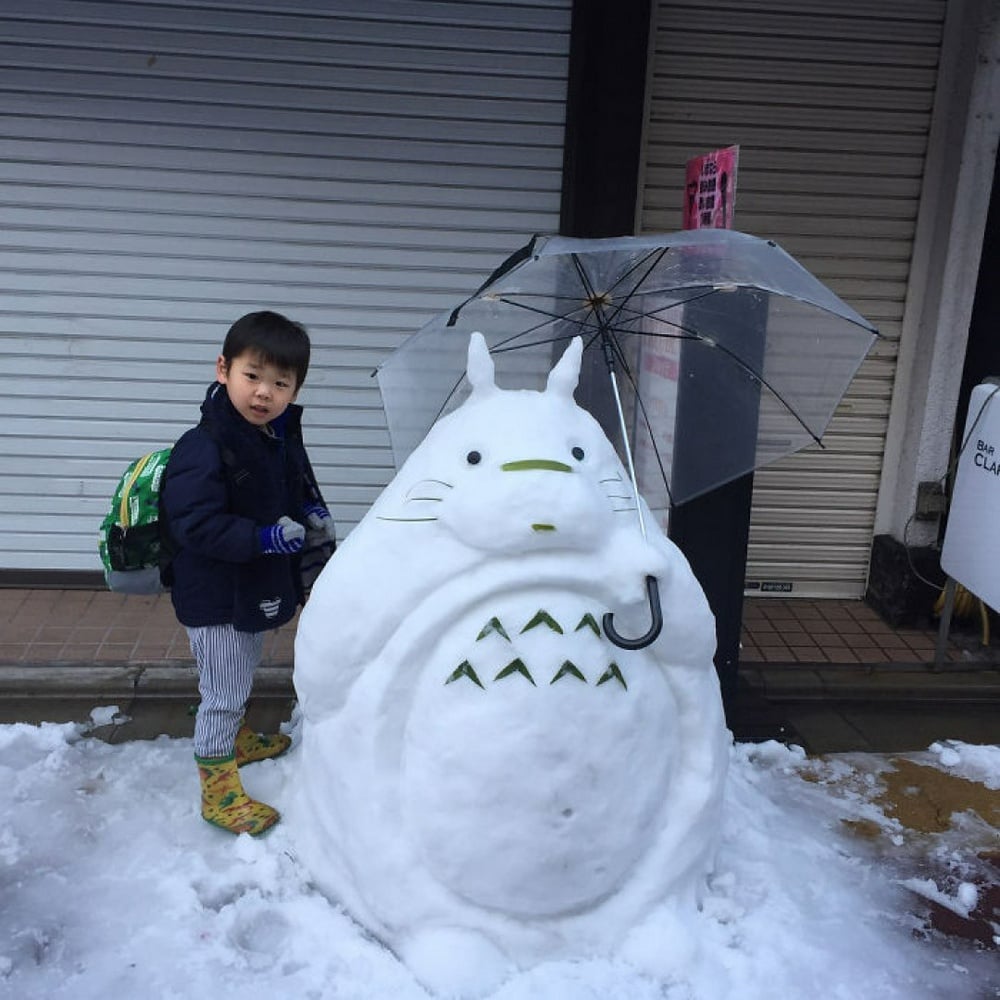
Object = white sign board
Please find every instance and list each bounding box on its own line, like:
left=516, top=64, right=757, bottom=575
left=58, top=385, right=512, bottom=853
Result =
left=940, top=379, right=1000, bottom=611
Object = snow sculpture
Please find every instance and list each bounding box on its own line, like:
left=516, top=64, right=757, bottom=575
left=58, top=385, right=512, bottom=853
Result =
left=290, top=334, right=730, bottom=997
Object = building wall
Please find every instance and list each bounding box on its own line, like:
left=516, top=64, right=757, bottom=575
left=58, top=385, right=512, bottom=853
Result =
left=875, top=0, right=1000, bottom=548
left=640, top=0, right=949, bottom=598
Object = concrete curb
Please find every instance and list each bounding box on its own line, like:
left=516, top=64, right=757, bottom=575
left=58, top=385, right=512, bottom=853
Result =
left=742, top=664, right=1000, bottom=703
left=0, top=661, right=294, bottom=700
left=4, top=660, right=999, bottom=704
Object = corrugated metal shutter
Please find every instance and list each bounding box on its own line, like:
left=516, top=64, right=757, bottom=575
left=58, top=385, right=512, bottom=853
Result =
left=640, top=0, right=946, bottom=598
left=0, top=0, right=571, bottom=573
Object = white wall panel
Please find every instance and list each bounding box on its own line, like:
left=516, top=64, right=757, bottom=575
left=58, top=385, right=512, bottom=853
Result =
left=0, top=0, right=571, bottom=572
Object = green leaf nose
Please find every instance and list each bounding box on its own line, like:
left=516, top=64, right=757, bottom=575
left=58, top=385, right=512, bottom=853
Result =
left=500, top=459, right=573, bottom=473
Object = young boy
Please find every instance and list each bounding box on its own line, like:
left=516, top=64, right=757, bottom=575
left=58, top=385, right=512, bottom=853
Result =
left=162, top=310, right=335, bottom=836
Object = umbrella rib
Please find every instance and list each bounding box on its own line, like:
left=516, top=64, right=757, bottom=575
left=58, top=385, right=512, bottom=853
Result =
left=603, top=249, right=670, bottom=329
left=606, top=248, right=670, bottom=300
left=484, top=302, right=701, bottom=350
left=487, top=302, right=706, bottom=355
left=469, top=290, right=601, bottom=352
left=609, top=293, right=826, bottom=445
left=480, top=285, right=723, bottom=353
left=571, top=252, right=599, bottom=303
left=607, top=333, right=675, bottom=508
left=568, top=247, right=671, bottom=317
left=487, top=309, right=603, bottom=355
left=428, top=371, right=472, bottom=427
left=486, top=299, right=587, bottom=341
left=473, top=317, right=822, bottom=448
left=446, top=235, right=539, bottom=327
left=490, top=330, right=599, bottom=356
left=646, top=314, right=824, bottom=444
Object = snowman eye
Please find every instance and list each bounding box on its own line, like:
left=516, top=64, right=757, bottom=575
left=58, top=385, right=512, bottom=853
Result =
left=571, top=446, right=585, bottom=461
left=466, top=450, right=482, bottom=465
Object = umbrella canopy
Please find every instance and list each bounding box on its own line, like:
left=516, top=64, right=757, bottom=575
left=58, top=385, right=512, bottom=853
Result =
left=375, top=228, right=880, bottom=514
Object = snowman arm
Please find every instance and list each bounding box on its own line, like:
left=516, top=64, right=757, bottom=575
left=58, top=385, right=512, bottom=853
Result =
left=293, top=526, right=475, bottom=718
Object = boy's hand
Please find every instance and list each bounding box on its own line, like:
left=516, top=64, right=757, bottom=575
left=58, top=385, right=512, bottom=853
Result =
left=304, top=502, right=337, bottom=542
left=259, top=516, right=306, bottom=555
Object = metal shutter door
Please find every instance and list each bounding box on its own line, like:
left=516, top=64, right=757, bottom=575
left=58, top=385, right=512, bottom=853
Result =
left=0, top=0, right=571, bottom=573
left=640, top=0, right=945, bottom=598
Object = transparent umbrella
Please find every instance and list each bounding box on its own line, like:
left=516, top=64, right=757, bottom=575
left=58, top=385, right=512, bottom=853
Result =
left=375, top=227, right=880, bottom=647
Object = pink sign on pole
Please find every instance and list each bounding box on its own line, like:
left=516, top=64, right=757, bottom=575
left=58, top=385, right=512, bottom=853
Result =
left=682, top=145, right=739, bottom=230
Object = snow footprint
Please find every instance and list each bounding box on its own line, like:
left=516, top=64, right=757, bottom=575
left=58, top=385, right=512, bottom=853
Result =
left=227, top=906, right=292, bottom=969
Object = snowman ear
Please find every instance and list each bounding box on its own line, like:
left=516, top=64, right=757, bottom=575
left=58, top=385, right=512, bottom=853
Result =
left=466, top=332, right=498, bottom=396
left=546, top=337, right=583, bottom=397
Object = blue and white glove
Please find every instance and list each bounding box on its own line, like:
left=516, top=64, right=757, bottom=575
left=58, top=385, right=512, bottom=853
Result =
left=303, top=502, right=337, bottom=542
left=259, top=516, right=306, bottom=555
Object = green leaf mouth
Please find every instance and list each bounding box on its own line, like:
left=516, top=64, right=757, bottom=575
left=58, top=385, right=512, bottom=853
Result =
left=501, top=459, right=573, bottom=473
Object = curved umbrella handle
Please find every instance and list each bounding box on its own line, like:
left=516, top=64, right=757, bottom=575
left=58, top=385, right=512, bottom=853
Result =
left=603, top=575, right=663, bottom=650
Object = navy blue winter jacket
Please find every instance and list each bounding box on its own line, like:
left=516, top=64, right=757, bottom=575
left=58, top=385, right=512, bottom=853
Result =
left=162, top=382, right=313, bottom=633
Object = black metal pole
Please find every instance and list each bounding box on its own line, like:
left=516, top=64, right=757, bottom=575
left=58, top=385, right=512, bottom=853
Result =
left=559, top=0, right=652, bottom=444
left=668, top=291, right=767, bottom=714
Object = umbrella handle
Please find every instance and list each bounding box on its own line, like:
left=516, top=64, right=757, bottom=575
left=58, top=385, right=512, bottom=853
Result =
left=602, top=576, right=663, bottom=650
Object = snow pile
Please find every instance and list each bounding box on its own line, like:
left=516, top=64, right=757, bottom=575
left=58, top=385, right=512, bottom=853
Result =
left=1, top=722, right=996, bottom=999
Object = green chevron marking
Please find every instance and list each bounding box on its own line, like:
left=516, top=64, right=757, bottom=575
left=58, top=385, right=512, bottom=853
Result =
left=574, top=612, right=601, bottom=635
left=495, top=658, right=536, bottom=686
left=476, top=617, right=511, bottom=642
left=521, top=610, right=563, bottom=634
left=445, top=661, right=484, bottom=689
left=550, top=660, right=587, bottom=684
left=596, top=662, right=627, bottom=690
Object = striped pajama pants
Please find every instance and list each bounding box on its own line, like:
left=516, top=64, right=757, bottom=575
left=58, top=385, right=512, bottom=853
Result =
left=187, top=624, right=264, bottom=759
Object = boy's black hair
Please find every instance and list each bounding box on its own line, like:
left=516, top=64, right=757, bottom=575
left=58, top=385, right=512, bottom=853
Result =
left=221, top=310, right=311, bottom=388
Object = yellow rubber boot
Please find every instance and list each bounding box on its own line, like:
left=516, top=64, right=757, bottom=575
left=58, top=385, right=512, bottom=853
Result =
left=195, top=754, right=279, bottom=836
left=234, top=722, right=291, bottom=767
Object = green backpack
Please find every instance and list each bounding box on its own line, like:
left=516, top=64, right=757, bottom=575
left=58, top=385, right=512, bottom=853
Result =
left=98, top=447, right=174, bottom=594
left=98, top=427, right=334, bottom=596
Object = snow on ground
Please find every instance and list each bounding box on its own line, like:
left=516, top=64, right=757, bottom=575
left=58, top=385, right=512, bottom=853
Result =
left=1, top=715, right=997, bottom=1000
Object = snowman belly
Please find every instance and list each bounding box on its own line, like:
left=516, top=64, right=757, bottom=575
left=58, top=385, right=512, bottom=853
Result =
left=399, top=589, right=678, bottom=918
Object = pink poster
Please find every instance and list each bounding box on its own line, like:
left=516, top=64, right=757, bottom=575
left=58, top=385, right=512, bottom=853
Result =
left=682, top=145, right=739, bottom=230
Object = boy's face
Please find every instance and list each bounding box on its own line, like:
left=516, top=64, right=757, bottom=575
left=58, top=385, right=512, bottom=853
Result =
left=216, top=349, right=299, bottom=427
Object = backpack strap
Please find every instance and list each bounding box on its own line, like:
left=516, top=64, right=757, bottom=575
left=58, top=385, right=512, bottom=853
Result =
left=156, top=419, right=252, bottom=588
left=199, top=419, right=251, bottom=486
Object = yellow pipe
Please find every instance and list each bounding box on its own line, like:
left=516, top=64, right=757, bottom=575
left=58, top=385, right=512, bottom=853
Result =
left=934, top=581, right=991, bottom=647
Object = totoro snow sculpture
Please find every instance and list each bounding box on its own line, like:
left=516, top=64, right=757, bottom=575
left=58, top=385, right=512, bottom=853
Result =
left=290, top=333, right=730, bottom=997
